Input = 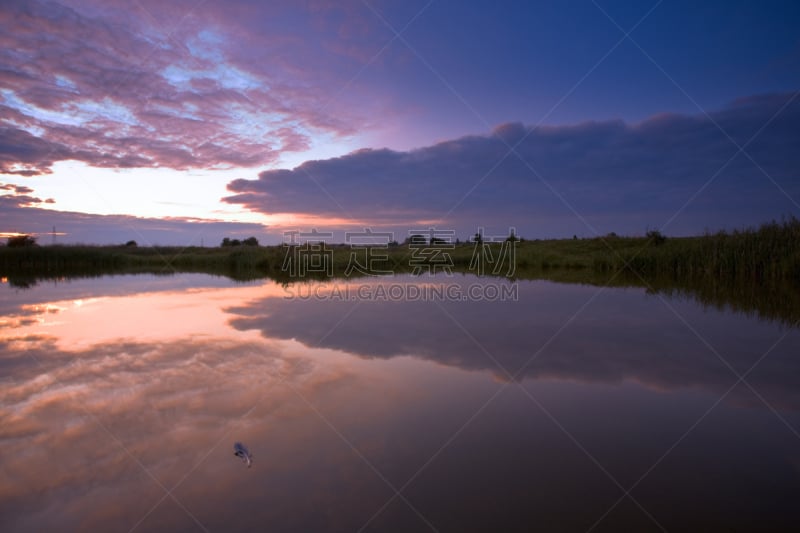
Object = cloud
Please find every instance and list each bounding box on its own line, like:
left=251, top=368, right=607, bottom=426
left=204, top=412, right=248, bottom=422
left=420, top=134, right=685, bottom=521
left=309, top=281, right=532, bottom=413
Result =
left=0, top=126, right=69, bottom=176
left=0, top=194, right=48, bottom=208
left=0, top=183, right=34, bottom=194
left=0, top=181, right=54, bottom=207
left=0, top=0, right=394, bottom=175
left=223, top=92, right=800, bottom=236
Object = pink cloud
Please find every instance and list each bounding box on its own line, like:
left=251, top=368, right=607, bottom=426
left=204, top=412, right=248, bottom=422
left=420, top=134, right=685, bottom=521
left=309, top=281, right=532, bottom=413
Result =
left=0, top=0, right=394, bottom=175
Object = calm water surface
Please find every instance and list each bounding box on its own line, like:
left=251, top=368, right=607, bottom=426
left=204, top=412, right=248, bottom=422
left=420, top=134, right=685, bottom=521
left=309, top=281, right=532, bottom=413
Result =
left=1, top=274, right=799, bottom=532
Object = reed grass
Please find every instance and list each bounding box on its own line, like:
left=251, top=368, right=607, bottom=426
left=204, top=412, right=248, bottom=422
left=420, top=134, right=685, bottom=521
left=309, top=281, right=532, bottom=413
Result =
left=2, top=218, right=798, bottom=282
left=2, top=218, right=799, bottom=325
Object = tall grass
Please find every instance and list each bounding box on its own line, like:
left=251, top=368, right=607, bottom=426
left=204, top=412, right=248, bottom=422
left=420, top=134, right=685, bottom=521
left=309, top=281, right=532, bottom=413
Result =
left=2, top=218, right=798, bottom=283
left=606, top=218, right=800, bottom=283
left=2, top=219, right=799, bottom=325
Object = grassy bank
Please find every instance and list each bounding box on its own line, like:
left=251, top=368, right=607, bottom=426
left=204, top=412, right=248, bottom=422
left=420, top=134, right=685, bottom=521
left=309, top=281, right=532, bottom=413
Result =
left=2, top=219, right=799, bottom=325
left=2, top=218, right=798, bottom=283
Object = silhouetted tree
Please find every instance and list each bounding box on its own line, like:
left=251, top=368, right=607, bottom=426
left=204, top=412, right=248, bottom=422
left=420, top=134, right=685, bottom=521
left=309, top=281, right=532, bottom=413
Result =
left=405, top=234, right=427, bottom=246
left=222, top=237, right=255, bottom=247
left=7, top=235, right=36, bottom=247
left=125, top=240, right=138, bottom=247
left=646, top=229, right=667, bottom=246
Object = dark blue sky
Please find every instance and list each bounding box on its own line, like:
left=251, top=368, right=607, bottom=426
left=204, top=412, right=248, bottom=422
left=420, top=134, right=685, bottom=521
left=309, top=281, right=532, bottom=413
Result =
left=1, top=0, right=799, bottom=243
left=365, top=0, right=800, bottom=147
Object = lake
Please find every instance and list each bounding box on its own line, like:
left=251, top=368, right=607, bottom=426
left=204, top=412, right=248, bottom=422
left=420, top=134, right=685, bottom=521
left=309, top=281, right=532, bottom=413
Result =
left=1, top=273, right=799, bottom=532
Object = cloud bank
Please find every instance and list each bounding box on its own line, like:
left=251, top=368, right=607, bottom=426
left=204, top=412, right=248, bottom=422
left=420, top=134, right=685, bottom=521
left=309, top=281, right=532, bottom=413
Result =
left=224, top=92, right=800, bottom=236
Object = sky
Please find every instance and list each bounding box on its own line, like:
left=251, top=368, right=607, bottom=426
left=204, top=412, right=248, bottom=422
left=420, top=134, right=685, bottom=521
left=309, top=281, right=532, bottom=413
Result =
left=1, top=0, right=799, bottom=245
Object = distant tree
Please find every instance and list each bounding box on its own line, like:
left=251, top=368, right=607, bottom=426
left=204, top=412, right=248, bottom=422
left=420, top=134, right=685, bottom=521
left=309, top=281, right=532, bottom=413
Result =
left=505, top=230, right=519, bottom=242
left=221, top=237, right=243, bottom=247
left=388, top=240, right=399, bottom=247
left=473, top=232, right=483, bottom=244
left=221, top=237, right=254, bottom=247
left=125, top=240, right=138, bottom=247
left=646, top=229, right=667, bottom=246
left=405, top=234, right=427, bottom=246
left=7, top=234, right=36, bottom=247
left=430, top=236, right=448, bottom=245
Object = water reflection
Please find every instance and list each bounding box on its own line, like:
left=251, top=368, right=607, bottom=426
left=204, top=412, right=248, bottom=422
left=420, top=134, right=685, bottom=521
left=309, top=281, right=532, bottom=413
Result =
left=2, top=274, right=800, bottom=531
left=228, top=276, right=800, bottom=410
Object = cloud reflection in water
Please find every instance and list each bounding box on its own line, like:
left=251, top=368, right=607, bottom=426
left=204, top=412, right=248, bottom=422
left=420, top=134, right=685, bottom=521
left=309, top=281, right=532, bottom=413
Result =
left=2, top=274, right=800, bottom=531
left=227, top=277, right=800, bottom=410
